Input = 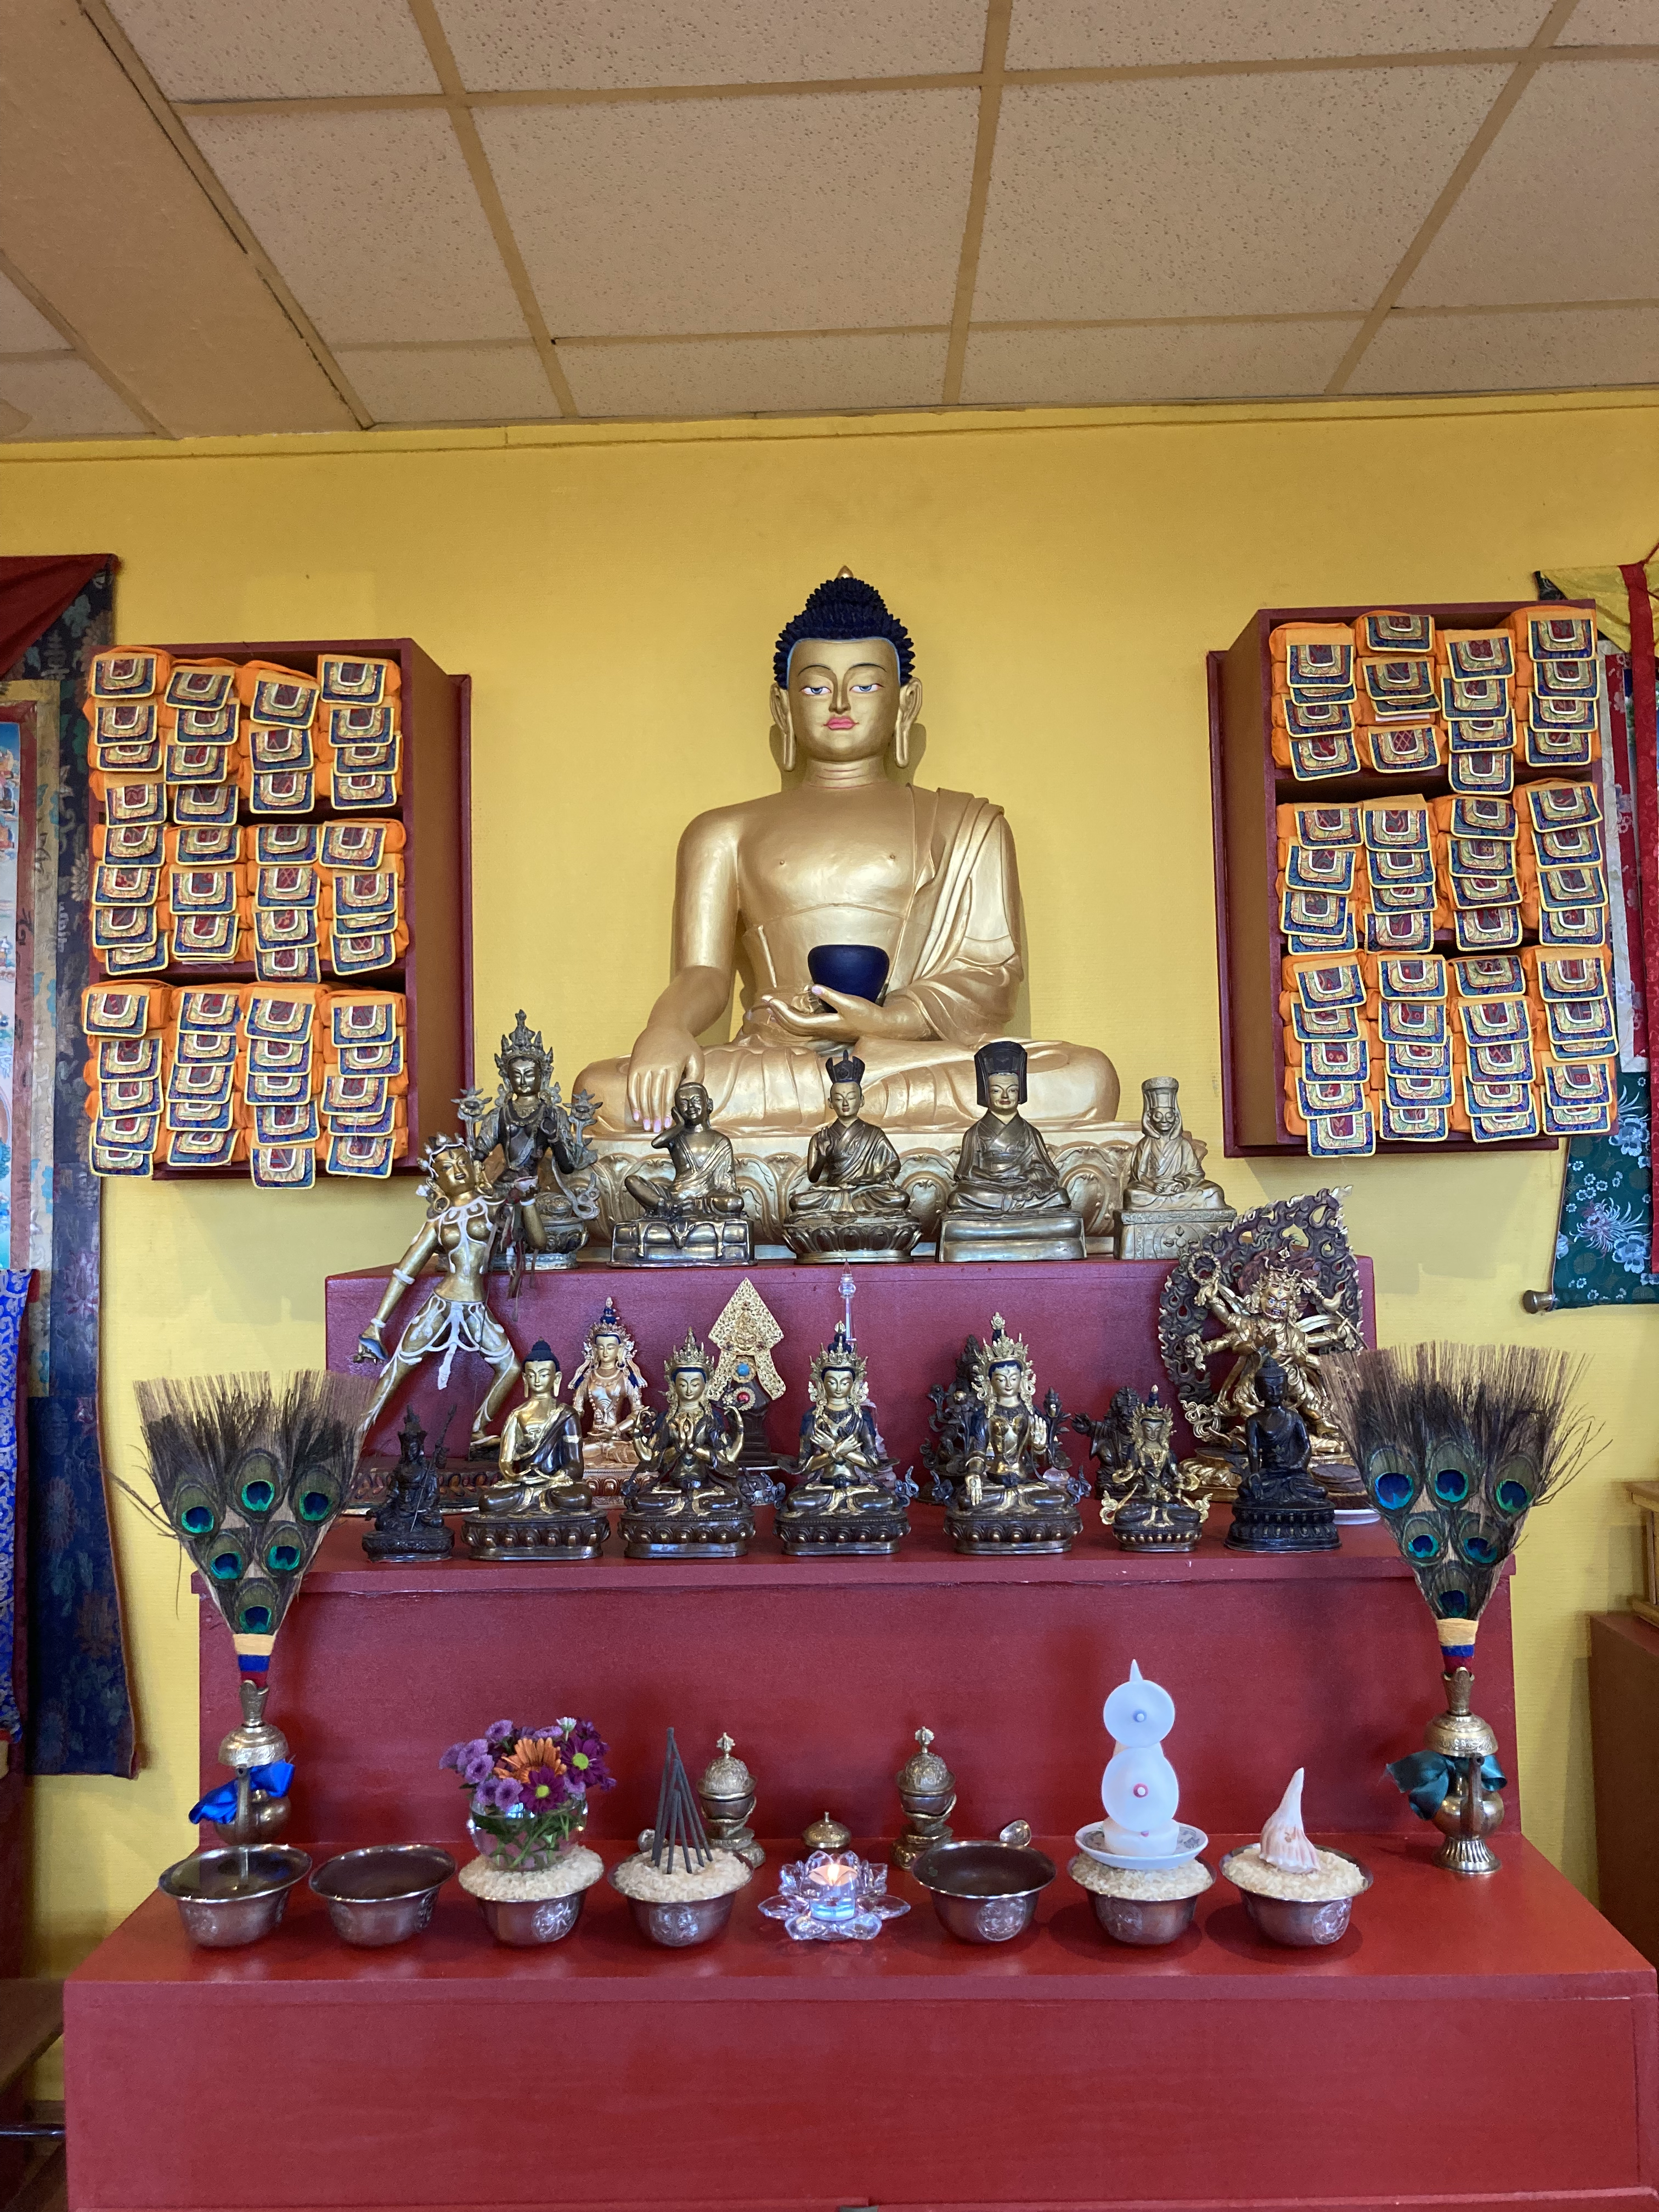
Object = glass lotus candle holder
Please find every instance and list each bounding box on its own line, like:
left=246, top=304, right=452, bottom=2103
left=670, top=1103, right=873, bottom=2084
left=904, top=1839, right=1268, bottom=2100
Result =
left=759, top=1850, right=909, bottom=1942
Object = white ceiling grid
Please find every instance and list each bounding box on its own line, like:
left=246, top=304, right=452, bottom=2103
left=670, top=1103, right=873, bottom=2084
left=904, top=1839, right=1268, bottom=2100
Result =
left=0, top=0, right=1652, bottom=437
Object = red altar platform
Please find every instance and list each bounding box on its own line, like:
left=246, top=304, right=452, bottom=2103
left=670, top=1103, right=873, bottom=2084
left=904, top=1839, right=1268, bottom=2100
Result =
left=63, top=1256, right=1658, bottom=2211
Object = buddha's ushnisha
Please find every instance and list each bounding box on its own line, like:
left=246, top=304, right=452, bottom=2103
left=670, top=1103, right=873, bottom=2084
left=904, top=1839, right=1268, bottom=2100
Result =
left=577, top=574, right=1117, bottom=1138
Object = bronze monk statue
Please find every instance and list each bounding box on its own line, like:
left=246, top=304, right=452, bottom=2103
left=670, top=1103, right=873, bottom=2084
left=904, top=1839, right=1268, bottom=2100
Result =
left=783, top=1049, right=918, bottom=1261
left=1117, top=1075, right=1234, bottom=1261
left=576, top=573, right=1118, bottom=1141
left=938, top=1040, right=1086, bottom=1262
left=611, top=1079, right=751, bottom=1266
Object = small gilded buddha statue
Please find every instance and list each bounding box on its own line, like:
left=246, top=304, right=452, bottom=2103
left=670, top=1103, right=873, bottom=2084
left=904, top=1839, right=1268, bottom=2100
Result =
left=1116, top=1076, right=1235, bottom=1261
left=356, top=1136, right=519, bottom=1451
left=934, top=1314, right=1085, bottom=1555
left=569, top=1297, right=649, bottom=1489
left=782, top=1051, right=919, bottom=1262
left=612, top=1080, right=752, bottom=1266
left=621, top=1330, right=754, bottom=1559
left=458, top=1011, right=599, bottom=1283
left=775, top=1323, right=916, bottom=1556
left=575, top=573, right=1118, bottom=1141
left=468, top=1342, right=610, bottom=1560
left=937, top=1041, right=1086, bottom=1262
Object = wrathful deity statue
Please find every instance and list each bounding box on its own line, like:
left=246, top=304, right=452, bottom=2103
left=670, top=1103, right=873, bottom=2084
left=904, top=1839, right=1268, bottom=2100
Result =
left=1226, top=1357, right=1339, bottom=1554
left=782, top=1051, right=919, bottom=1262
left=1082, top=1387, right=1216, bottom=1553
left=621, top=1330, right=753, bottom=1559
left=469, top=1342, right=610, bottom=1560
left=1186, top=1247, right=1364, bottom=1505
left=775, top=1323, right=916, bottom=1556
left=570, top=1297, right=648, bottom=1487
left=1116, top=1077, right=1234, bottom=1261
left=931, top=1316, right=1085, bottom=1555
left=612, top=1080, right=752, bottom=1266
left=575, top=572, right=1117, bottom=1142
left=457, top=1011, right=599, bottom=1282
left=356, top=1136, right=519, bottom=1451
left=938, top=1041, right=1086, bottom=1262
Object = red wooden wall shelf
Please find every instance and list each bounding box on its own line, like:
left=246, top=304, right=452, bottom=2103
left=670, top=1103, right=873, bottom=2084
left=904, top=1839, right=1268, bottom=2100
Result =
left=94, top=636, right=471, bottom=1177
left=1208, top=599, right=1599, bottom=1158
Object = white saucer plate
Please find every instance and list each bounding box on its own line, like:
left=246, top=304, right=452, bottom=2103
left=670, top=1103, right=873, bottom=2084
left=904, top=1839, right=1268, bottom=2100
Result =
left=1074, top=1820, right=1208, bottom=1872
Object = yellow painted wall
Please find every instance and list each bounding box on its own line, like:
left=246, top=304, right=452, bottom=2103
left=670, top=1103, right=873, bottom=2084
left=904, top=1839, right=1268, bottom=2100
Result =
left=5, top=390, right=1657, bottom=1990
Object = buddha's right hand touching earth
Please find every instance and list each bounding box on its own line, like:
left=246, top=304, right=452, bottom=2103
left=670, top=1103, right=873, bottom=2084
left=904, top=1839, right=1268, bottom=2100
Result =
left=625, top=1024, right=704, bottom=1133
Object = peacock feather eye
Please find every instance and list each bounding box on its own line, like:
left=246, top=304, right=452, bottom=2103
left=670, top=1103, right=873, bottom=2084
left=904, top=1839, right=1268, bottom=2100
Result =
left=235, top=1577, right=280, bottom=1637
left=292, top=1462, right=341, bottom=1523
left=207, top=1539, right=245, bottom=1583
left=1432, top=1466, right=1470, bottom=1504
left=1367, top=1446, right=1417, bottom=1514
left=234, top=1447, right=280, bottom=1516
left=263, top=1523, right=304, bottom=1574
left=1401, top=1514, right=1442, bottom=1562
left=1436, top=1588, right=1472, bottom=1618
left=1494, top=1456, right=1535, bottom=1516
left=172, top=1482, right=219, bottom=1539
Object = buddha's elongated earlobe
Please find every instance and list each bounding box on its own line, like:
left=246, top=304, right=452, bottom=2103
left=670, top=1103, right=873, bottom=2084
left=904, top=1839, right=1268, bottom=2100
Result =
left=894, top=677, right=922, bottom=770
left=769, top=681, right=796, bottom=772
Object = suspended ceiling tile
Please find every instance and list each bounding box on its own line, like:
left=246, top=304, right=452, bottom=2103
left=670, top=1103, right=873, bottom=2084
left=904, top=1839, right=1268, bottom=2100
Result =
left=1349, top=304, right=1659, bottom=391
left=0, top=274, right=65, bottom=353
left=185, top=110, right=528, bottom=345
left=338, top=342, right=561, bottom=422
left=480, top=92, right=977, bottom=336
left=974, top=69, right=1508, bottom=323
left=1558, top=0, right=1659, bottom=40
left=562, top=332, right=948, bottom=417
left=1398, top=61, right=1659, bottom=306
left=104, top=0, right=439, bottom=99
left=1006, top=0, right=1547, bottom=68
left=437, top=0, right=987, bottom=91
left=1, top=0, right=356, bottom=435
left=960, top=317, right=1358, bottom=404
left=0, top=357, right=148, bottom=439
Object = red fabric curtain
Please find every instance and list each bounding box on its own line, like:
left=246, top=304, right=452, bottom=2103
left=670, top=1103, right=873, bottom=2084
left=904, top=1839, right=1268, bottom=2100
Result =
left=0, top=555, right=115, bottom=676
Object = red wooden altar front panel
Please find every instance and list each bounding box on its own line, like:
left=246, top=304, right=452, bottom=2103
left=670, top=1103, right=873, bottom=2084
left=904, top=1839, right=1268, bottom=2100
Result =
left=66, top=1835, right=1657, bottom=2212
left=198, top=1519, right=1515, bottom=1847
left=325, top=1256, right=1379, bottom=1466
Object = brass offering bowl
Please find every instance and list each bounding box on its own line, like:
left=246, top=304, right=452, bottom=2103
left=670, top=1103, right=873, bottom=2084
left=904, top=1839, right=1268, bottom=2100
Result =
left=477, top=1891, right=588, bottom=1947
left=1088, top=1891, right=1199, bottom=1946
left=912, top=1839, right=1056, bottom=1945
left=1220, top=1848, right=1372, bottom=1948
left=159, top=1845, right=312, bottom=1948
left=310, top=1845, right=456, bottom=1947
left=625, top=1894, right=737, bottom=1949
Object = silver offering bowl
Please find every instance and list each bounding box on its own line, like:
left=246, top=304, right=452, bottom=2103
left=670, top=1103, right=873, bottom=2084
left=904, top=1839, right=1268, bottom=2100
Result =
left=912, top=1838, right=1057, bottom=1944
left=1088, top=1892, right=1199, bottom=1946
left=159, top=1845, right=312, bottom=1948
left=625, top=1894, right=737, bottom=1949
left=309, top=1846, right=456, bottom=1947
left=477, top=1891, right=587, bottom=1947
left=1221, top=1848, right=1373, bottom=1947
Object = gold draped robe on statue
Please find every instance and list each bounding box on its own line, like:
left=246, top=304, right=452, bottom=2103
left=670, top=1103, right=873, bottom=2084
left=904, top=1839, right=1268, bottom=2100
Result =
left=585, top=786, right=1118, bottom=1136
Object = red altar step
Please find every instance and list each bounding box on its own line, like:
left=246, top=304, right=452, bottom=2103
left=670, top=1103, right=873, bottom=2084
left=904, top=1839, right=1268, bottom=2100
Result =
left=324, top=1255, right=1379, bottom=1465
left=66, top=1831, right=1657, bottom=2212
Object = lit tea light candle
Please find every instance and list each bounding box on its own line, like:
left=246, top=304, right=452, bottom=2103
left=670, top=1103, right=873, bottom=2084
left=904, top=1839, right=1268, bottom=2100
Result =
left=805, top=1850, right=860, bottom=1922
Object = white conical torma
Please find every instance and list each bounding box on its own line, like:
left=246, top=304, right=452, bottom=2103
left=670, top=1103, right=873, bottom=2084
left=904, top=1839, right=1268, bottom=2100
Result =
left=1259, top=1768, right=1319, bottom=1874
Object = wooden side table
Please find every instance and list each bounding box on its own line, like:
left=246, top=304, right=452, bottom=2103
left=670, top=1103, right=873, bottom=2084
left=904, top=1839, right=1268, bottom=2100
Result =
left=1589, top=1607, right=1659, bottom=1966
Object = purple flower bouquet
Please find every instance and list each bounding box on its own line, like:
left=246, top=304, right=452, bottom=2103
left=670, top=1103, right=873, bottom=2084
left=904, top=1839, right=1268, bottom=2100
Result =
left=440, top=1717, right=614, bottom=1871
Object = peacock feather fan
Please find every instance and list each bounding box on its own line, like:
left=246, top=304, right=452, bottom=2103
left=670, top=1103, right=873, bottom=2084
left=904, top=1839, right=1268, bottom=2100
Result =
left=1322, top=1341, right=1594, bottom=1672
left=128, top=1369, right=376, bottom=1677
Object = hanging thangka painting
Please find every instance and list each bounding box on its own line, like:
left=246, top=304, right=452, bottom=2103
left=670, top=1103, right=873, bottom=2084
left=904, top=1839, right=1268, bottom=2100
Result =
left=1538, top=563, right=1659, bottom=1306
left=3, top=568, right=135, bottom=1773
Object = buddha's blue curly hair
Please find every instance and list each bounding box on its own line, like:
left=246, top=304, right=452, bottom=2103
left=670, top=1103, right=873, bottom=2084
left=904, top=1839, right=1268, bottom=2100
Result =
left=774, top=574, right=915, bottom=686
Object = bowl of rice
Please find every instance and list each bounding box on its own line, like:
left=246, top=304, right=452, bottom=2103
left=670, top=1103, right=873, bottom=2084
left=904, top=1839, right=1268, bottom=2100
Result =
left=460, top=1842, right=605, bottom=1946
left=1219, top=1843, right=1372, bottom=1946
left=1068, top=1852, right=1212, bottom=1945
left=610, top=1847, right=753, bottom=1948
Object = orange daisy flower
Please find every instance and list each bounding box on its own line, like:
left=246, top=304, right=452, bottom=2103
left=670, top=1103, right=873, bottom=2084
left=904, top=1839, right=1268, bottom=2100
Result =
left=495, top=1735, right=565, bottom=1782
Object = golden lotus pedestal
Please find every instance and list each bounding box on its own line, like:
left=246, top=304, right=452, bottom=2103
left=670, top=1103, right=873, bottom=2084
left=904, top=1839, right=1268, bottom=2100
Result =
left=936, top=1210, right=1086, bottom=1265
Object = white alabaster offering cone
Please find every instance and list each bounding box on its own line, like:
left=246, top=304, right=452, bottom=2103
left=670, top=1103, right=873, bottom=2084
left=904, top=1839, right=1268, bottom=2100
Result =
left=1259, top=1768, right=1320, bottom=1874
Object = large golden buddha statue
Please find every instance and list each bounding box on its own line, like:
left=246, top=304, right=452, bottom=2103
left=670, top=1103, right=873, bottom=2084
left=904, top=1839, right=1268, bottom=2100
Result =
left=577, top=575, right=1118, bottom=1144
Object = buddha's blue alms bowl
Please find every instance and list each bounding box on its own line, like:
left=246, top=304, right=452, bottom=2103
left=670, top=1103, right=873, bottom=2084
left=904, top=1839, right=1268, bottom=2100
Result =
left=808, top=944, right=890, bottom=1003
